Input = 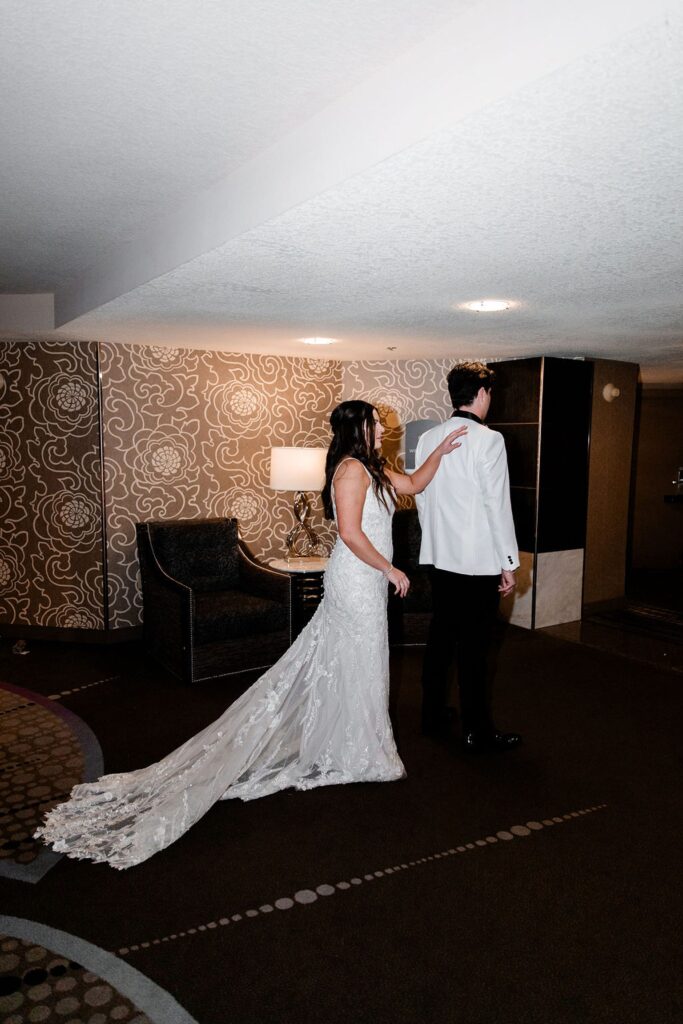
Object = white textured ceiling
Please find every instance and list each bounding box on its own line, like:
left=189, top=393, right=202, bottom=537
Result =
left=1, top=0, right=682, bottom=381
left=0, top=0, right=467, bottom=288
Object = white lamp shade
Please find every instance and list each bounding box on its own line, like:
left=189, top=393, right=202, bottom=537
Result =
left=269, top=447, right=327, bottom=491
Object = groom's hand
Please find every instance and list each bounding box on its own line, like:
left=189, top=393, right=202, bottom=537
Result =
left=498, top=569, right=516, bottom=597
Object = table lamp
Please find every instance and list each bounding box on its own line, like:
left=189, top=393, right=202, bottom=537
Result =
left=269, top=447, right=328, bottom=559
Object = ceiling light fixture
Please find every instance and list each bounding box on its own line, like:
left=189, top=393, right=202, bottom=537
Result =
left=299, top=336, right=338, bottom=345
left=460, top=299, right=511, bottom=313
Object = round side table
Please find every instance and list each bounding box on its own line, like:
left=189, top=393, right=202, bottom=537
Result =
left=270, top=557, right=329, bottom=639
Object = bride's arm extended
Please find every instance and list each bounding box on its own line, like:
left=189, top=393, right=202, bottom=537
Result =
left=334, top=460, right=409, bottom=596
left=387, top=426, right=467, bottom=496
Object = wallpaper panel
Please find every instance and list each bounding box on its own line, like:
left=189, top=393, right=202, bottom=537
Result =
left=0, top=340, right=104, bottom=628
left=100, top=344, right=341, bottom=628
left=342, top=359, right=454, bottom=495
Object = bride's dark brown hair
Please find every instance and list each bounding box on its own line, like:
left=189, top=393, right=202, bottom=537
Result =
left=321, top=400, right=396, bottom=520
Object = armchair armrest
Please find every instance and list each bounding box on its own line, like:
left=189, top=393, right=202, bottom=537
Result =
left=238, top=542, right=291, bottom=605
left=136, top=523, right=193, bottom=596
left=136, top=523, right=194, bottom=681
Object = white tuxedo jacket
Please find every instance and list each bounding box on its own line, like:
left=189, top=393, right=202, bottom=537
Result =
left=414, top=416, right=520, bottom=575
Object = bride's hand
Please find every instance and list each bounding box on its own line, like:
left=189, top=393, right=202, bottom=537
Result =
left=386, top=566, right=410, bottom=598
left=435, top=426, right=468, bottom=455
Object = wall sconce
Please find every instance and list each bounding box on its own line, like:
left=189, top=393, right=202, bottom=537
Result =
left=0, top=371, right=6, bottom=399
left=602, top=383, right=621, bottom=402
left=269, top=447, right=327, bottom=559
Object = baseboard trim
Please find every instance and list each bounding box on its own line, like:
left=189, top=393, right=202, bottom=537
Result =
left=0, top=623, right=142, bottom=645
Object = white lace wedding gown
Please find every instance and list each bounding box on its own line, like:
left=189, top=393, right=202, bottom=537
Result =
left=36, top=463, right=405, bottom=868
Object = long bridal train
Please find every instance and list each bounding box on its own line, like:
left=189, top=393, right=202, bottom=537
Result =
left=36, top=474, right=404, bottom=869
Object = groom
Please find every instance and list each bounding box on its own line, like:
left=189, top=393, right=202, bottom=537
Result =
left=414, top=362, right=522, bottom=752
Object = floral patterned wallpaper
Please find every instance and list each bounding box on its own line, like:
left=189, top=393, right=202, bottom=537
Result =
left=342, top=359, right=454, bottom=497
left=100, top=344, right=341, bottom=628
left=0, top=340, right=105, bottom=629
left=0, top=343, right=459, bottom=633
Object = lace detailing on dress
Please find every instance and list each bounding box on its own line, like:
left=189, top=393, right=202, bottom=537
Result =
left=35, top=463, right=405, bottom=869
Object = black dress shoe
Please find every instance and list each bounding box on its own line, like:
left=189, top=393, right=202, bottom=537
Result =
left=462, top=730, right=522, bottom=752
left=488, top=731, right=522, bottom=751
left=462, top=731, right=487, bottom=753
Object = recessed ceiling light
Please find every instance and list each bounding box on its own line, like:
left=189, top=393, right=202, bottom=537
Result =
left=460, top=299, right=511, bottom=313
left=299, top=336, right=338, bottom=345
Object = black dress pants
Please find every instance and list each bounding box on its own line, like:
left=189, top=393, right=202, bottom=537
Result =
left=421, top=568, right=501, bottom=735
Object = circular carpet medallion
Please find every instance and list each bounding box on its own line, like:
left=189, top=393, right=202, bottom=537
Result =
left=0, top=918, right=198, bottom=1024
left=0, top=682, right=103, bottom=882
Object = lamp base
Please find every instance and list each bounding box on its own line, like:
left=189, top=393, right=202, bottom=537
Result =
left=285, top=491, right=326, bottom=559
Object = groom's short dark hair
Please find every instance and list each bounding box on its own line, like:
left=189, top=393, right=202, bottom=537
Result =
left=447, top=362, right=495, bottom=408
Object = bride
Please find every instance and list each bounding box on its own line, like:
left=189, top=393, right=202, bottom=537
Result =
left=36, top=401, right=466, bottom=868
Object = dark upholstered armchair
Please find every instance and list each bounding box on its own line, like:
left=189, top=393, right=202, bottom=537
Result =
left=388, top=508, right=432, bottom=646
left=136, top=518, right=292, bottom=684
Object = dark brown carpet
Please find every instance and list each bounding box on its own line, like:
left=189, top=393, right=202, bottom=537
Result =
left=0, top=625, right=680, bottom=1024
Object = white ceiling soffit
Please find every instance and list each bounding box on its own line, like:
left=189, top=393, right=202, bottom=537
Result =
left=0, top=0, right=473, bottom=292
left=3, top=0, right=682, bottom=381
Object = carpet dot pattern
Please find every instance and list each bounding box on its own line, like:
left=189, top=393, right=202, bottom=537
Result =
left=0, top=690, right=84, bottom=869
left=47, top=677, right=120, bottom=702
left=0, top=935, right=151, bottom=1023
left=117, top=804, right=607, bottom=956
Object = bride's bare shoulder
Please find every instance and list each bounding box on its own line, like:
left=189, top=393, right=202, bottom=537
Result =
left=333, top=458, right=369, bottom=485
